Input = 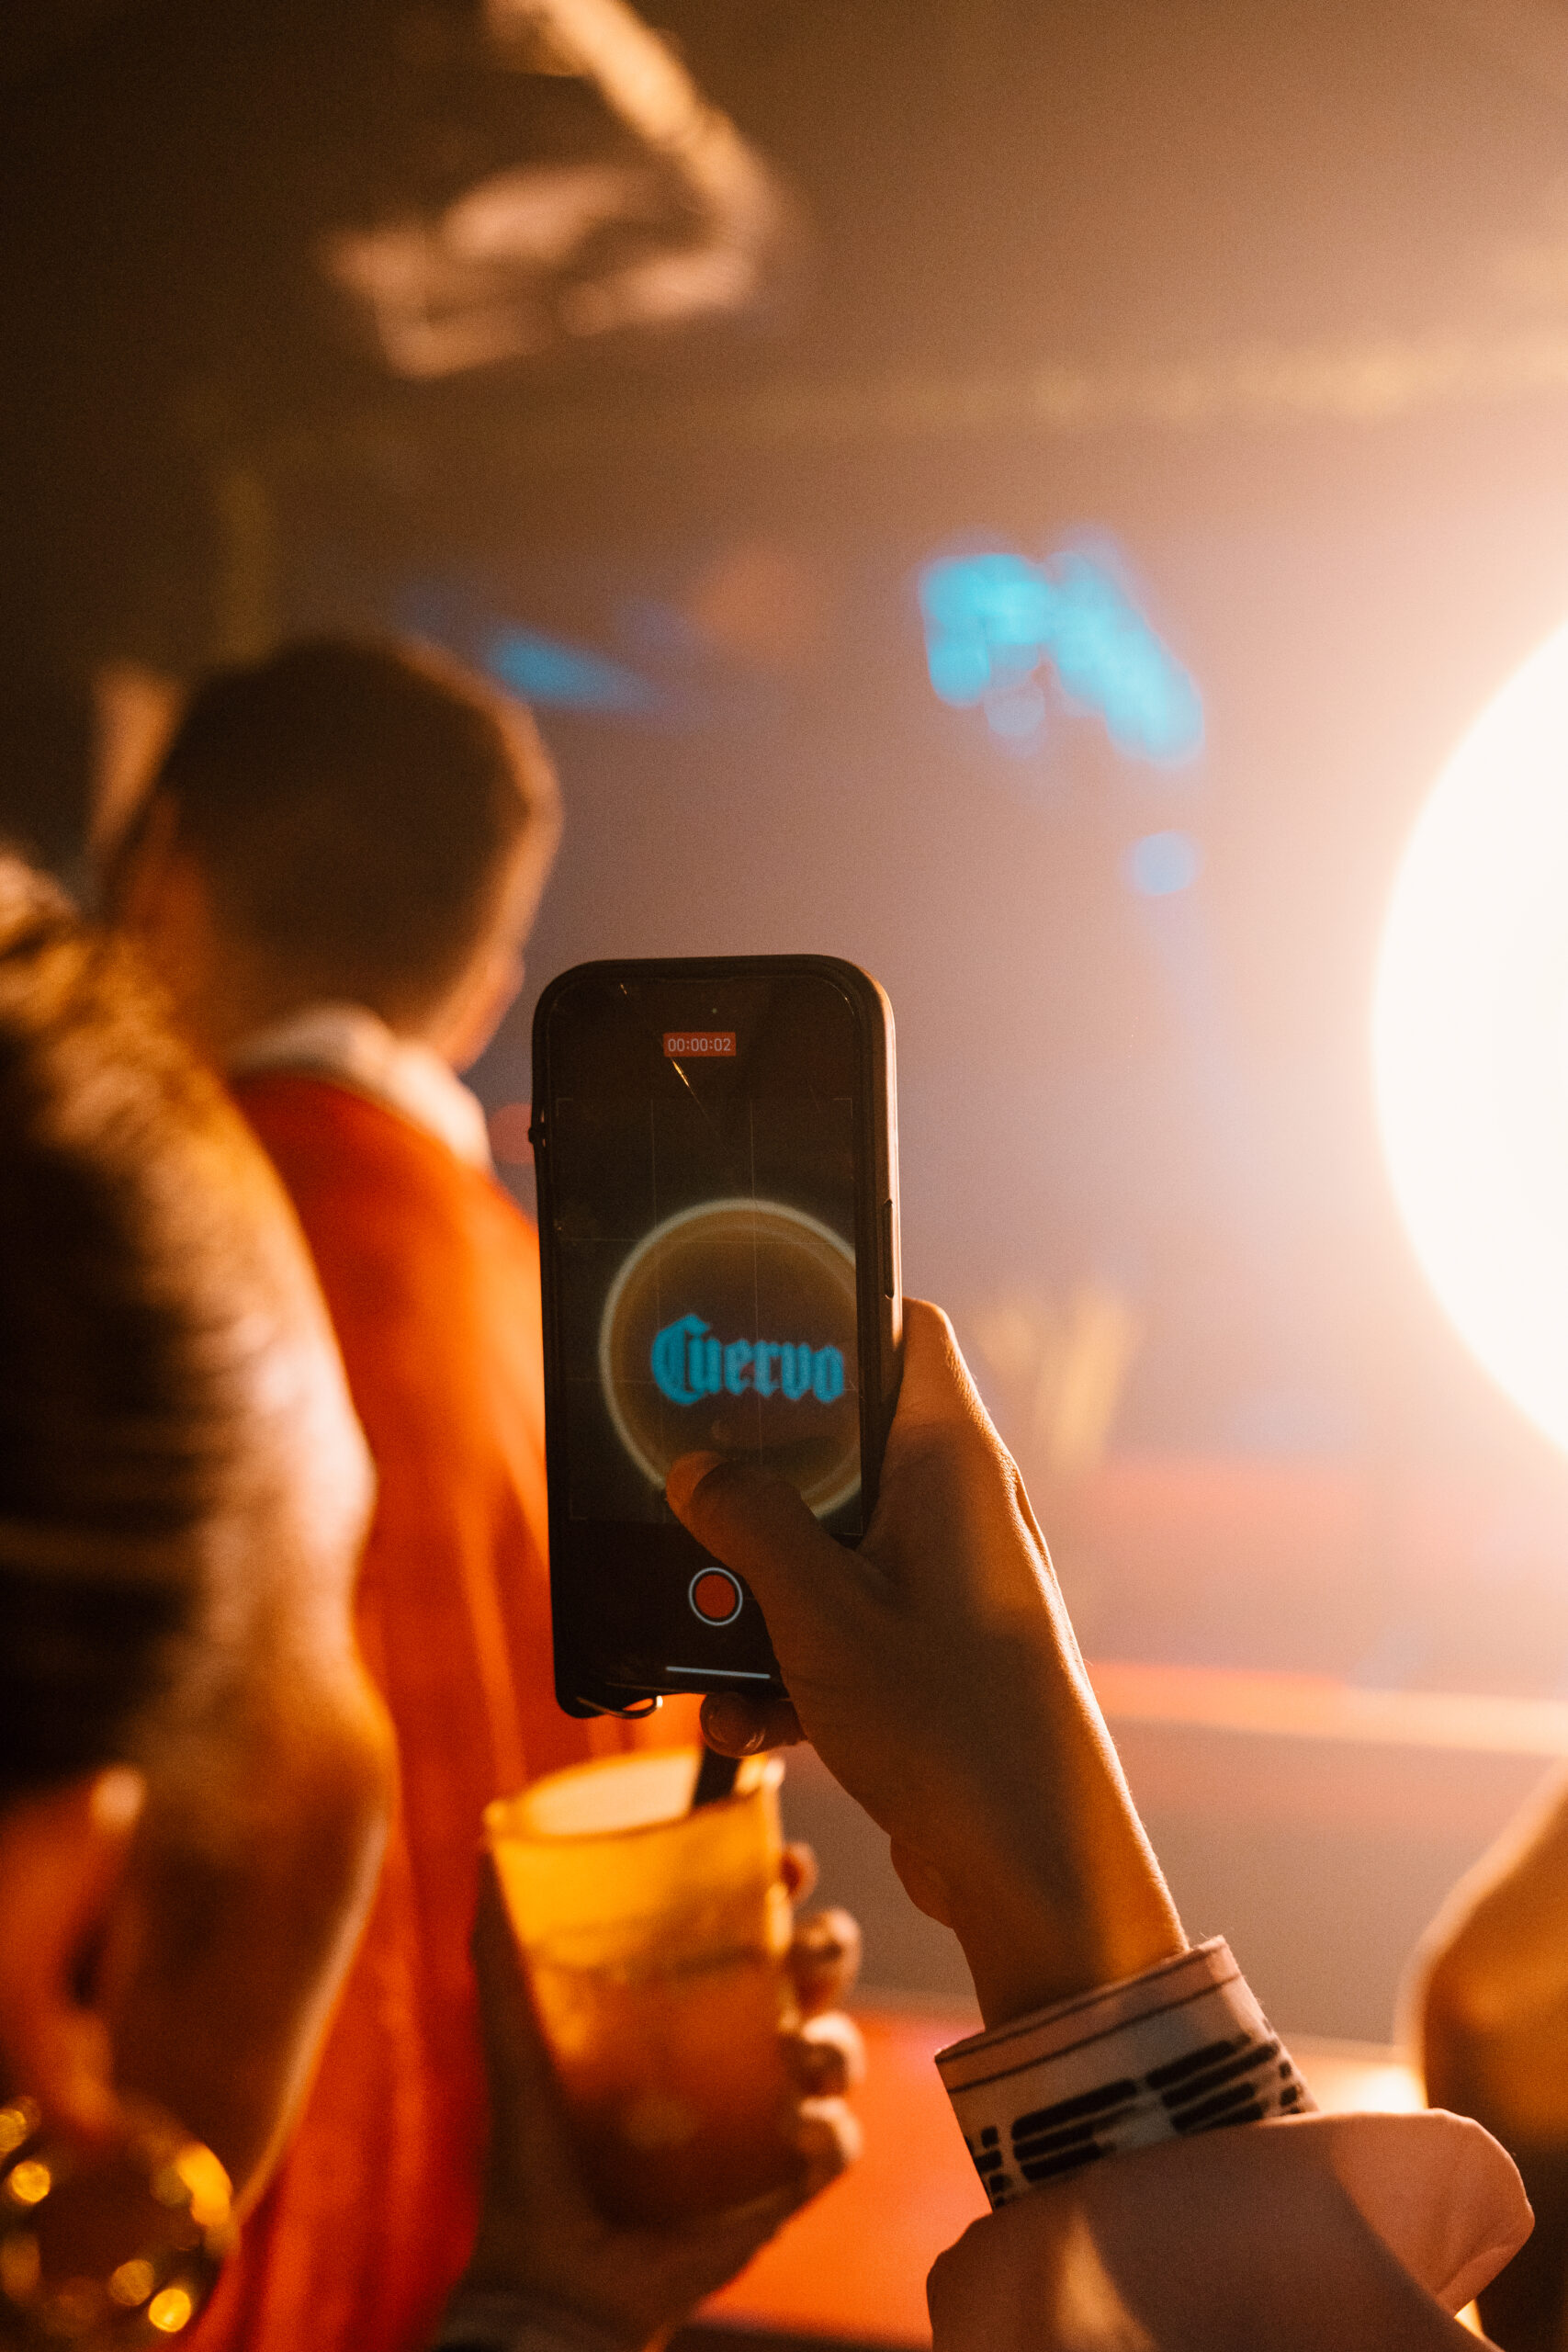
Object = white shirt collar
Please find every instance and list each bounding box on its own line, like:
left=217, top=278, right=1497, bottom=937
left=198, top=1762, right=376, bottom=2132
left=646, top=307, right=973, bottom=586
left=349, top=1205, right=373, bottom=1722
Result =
left=229, top=1002, right=494, bottom=1171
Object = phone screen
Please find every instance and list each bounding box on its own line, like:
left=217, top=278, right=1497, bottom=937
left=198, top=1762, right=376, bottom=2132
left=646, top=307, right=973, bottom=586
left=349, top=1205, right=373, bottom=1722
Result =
left=542, top=970, right=866, bottom=1542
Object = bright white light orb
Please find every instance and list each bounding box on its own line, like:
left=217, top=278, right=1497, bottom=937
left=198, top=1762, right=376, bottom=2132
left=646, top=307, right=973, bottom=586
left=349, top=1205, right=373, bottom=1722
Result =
left=1374, top=613, right=1568, bottom=1453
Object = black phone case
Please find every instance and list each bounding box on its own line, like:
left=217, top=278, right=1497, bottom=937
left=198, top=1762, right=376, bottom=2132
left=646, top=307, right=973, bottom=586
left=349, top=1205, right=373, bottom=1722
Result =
left=531, top=955, right=902, bottom=1718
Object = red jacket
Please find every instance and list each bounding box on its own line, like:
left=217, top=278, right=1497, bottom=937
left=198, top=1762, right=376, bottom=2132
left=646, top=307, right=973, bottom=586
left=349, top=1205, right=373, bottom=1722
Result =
left=193, top=1072, right=694, bottom=2352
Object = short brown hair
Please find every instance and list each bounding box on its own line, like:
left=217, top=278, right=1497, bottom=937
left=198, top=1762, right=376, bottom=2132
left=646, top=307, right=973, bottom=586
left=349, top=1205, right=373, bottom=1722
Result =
left=143, top=635, right=559, bottom=1024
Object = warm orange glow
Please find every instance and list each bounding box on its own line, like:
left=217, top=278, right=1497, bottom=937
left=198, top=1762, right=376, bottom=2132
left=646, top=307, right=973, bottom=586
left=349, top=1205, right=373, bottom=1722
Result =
left=148, top=2286, right=195, bottom=2334
left=6, top=2162, right=50, bottom=2208
left=108, top=2258, right=156, bottom=2309
left=173, top=2143, right=231, bottom=2232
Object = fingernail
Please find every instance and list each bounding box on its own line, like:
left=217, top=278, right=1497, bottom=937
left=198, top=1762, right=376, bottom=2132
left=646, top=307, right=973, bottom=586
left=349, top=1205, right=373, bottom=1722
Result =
left=666, top=1450, right=724, bottom=1514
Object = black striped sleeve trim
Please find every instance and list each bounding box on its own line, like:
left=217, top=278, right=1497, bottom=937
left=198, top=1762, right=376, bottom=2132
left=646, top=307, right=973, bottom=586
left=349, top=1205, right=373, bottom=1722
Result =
left=940, top=1942, right=1314, bottom=2209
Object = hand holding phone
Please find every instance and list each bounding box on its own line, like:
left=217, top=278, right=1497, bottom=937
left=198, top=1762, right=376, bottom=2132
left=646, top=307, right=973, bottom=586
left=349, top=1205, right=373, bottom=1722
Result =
left=531, top=957, right=901, bottom=1716
left=665, top=1299, right=1187, bottom=2030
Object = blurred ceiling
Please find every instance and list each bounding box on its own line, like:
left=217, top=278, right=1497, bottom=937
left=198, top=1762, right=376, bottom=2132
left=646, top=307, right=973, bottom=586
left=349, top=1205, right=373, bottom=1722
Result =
left=7, top=0, right=1568, bottom=669
left=0, top=0, right=140, bottom=85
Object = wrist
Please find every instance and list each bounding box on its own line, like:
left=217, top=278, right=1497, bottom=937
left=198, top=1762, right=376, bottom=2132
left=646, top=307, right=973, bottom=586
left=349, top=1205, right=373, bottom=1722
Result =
left=937, top=1818, right=1186, bottom=2026
left=938, top=1685, right=1187, bottom=2024
left=956, top=1905, right=1188, bottom=2027
left=952, top=1881, right=1187, bottom=2026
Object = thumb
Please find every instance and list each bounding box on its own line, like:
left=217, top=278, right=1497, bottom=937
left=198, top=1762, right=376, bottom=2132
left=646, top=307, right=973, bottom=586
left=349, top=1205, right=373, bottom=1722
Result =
left=665, top=1452, right=852, bottom=1635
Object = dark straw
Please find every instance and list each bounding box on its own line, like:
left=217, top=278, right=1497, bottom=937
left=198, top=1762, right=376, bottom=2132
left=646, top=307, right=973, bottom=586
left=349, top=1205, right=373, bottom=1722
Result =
left=691, top=1746, right=741, bottom=1807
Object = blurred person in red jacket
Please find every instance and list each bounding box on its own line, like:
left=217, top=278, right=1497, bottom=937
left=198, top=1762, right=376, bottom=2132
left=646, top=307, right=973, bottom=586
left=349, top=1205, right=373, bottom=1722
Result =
left=103, top=639, right=834, bottom=2352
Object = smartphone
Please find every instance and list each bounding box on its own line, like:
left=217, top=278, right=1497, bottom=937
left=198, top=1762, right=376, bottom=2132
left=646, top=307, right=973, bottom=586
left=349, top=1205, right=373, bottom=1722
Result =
left=531, top=956, right=902, bottom=1717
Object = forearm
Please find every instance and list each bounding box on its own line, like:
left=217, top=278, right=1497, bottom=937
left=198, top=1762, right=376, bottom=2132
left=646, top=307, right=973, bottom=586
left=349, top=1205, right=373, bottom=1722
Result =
left=945, top=1830, right=1186, bottom=2030
left=935, top=1669, right=1189, bottom=2029
left=928, top=2105, right=1531, bottom=2352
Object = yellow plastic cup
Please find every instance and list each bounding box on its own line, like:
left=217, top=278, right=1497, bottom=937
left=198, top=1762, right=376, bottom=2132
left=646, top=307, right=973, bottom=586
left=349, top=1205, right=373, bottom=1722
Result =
left=484, top=1747, right=798, bottom=2222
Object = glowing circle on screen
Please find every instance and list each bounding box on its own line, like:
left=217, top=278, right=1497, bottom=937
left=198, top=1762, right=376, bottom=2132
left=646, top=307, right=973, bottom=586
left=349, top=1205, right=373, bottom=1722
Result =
left=598, top=1198, right=861, bottom=1514
left=1373, top=612, right=1568, bottom=1454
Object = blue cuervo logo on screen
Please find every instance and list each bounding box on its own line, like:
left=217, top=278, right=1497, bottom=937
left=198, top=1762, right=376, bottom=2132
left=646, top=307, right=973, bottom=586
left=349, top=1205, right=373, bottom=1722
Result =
left=598, top=1199, right=862, bottom=1517
left=651, top=1315, right=846, bottom=1406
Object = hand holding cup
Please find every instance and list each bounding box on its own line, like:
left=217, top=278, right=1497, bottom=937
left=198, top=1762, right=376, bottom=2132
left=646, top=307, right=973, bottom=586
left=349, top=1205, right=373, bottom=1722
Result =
left=462, top=1847, right=861, bottom=2349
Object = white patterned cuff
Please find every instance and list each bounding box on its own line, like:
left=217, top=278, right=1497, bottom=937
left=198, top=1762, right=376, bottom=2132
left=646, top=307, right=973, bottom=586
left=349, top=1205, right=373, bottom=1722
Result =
left=936, top=1937, right=1314, bottom=2210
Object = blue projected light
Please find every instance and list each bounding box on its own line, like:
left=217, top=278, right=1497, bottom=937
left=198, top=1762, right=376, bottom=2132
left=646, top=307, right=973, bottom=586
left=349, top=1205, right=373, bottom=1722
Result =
left=1124, top=830, right=1202, bottom=897
left=485, top=627, right=657, bottom=715
left=919, top=548, right=1203, bottom=763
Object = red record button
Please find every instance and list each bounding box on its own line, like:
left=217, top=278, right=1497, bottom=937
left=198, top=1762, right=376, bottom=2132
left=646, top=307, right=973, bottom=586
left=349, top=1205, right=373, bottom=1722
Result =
left=689, top=1566, right=743, bottom=1625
